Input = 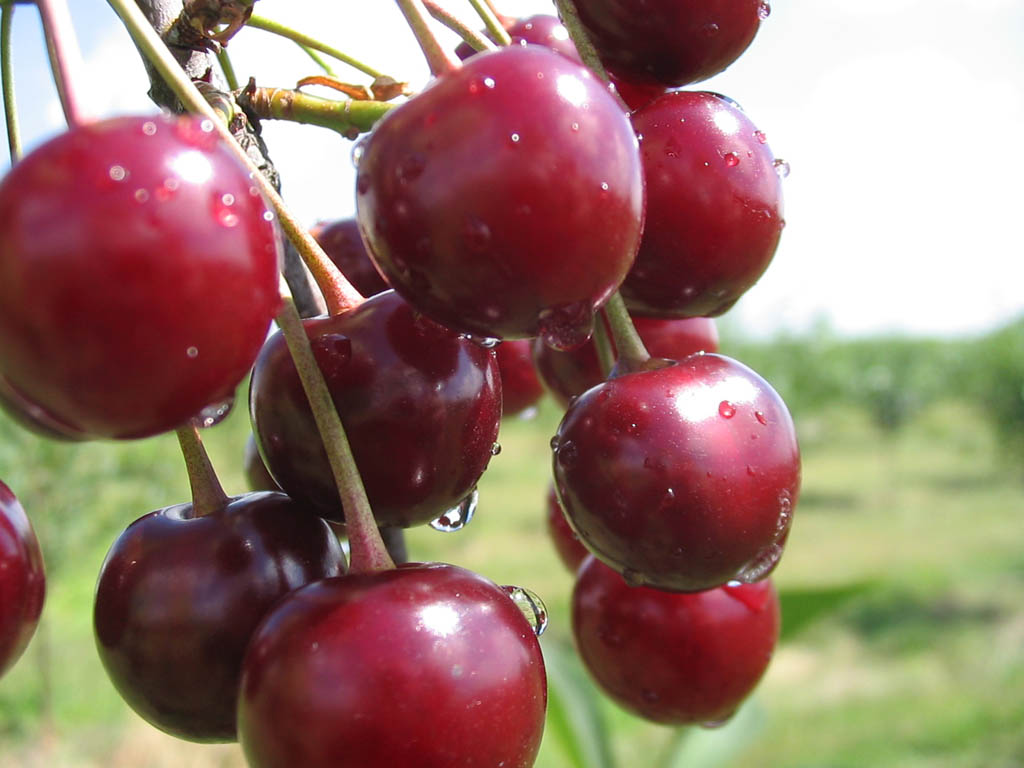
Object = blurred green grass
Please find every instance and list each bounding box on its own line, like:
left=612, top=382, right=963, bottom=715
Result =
left=0, top=380, right=1021, bottom=767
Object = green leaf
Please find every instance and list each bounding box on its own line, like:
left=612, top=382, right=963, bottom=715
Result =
left=778, top=581, right=878, bottom=642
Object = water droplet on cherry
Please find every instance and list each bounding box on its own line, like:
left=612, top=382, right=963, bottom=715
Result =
left=141, top=121, right=157, bottom=136
left=490, top=442, right=502, bottom=456
left=758, top=2, right=772, bottom=20
left=755, top=410, right=768, bottom=425
left=734, top=543, right=784, bottom=583
left=192, top=397, right=234, bottom=429
left=537, top=301, right=594, bottom=351
left=723, top=152, right=740, bottom=167
left=109, top=165, right=127, bottom=182
left=350, top=135, right=370, bottom=168
left=754, top=130, right=768, bottom=144
left=555, top=439, right=578, bottom=467
left=773, top=158, right=791, bottom=178
left=702, top=22, right=720, bottom=36
left=429, top=488, right=479, bottom=532
left=501, top=585, right=548, bottom=636
left=700, top=715, right=734, bottom=729
left=510, top=132, right=521, bottom=144
left=718, top=400, right=736, bottom=418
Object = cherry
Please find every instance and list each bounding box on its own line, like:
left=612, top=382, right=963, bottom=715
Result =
left=546, top=484, right=588, bottom=573
left=94, top=491, right=344, bottom=742
left=0, top=480, right=45, bottom=680
left=573, top=556, right=779, bottom=725
left=455, top=14, right=579, bottom=63
left=553, top=353, right=799, bottom=592
left=243, top=433, right=281, bottom=493
left=534, top=316, right=720, bottom=408
left=311, top=217, right=390, bottom=297
left=572, top=0, right=766, bottom=87
left=357, top=45, right=644, bottom=348
left=495, top=339, right=545, bottom=418
left=0, top=115, right=282, bottom=439
left=237, top=563, right=547, bottom=768
left=0, top=374, right=88, bottom=441
left=249, top=290, right=501, bottom=528
left=621, top=91, right=784, bottom=318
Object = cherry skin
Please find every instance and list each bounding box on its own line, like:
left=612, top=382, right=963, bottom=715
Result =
left=496, top=339, right=545, bottom=418
left=311, top=217, right=390, bottom=297
left=621, top=91, right=784, bottom=318
left=546, top=484, right=588, bottom=573
left=572, top=0, right=765, bottom=87
left=573, top=557, right=780, bottom=725
left=249, top=290, right=502, bottom=527
left=455, top=14, right=579, bottom=63
left=0, top=115, right=282, bottom=439
left=243, top=433, right=281, bottom=493
left=0, top=374, right=88, bottom=441
left=553, top=353, right=799, bottom=592
left=357, top=45, right=644, bottom=348
left=93, top=491, right=344, bottom=742
left=0, top=481, right=45, bottom=680
left=533, top=316, right=720, bottom=408
left=237, top=563, right=547, bottom=768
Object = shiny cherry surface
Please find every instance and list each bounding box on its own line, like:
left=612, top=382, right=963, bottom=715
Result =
left=311, top=217, right=390, bottom=297
left=249, top=291, right=501, bottom=527
left=572, top=0, right=765, bottom=87
left=0, top=115, right=281, bottom=439
left=357, top=45, right=644, bottom=347
left=573, top=557, right=779, bottom=724
left=237, top=563, right=547, bottom=768
left=534, top=316, right=719, bottom=407
left=496, top=339, right=545, bottom=418
left=545, top=484, right=588, bottom=573
left=553, top=353, right=799, bottom=592
left=622, top=92, right=784, bottom=318
left=0, top=481, right=45, bottom=680
left=93, top=491, right=344, bottom=742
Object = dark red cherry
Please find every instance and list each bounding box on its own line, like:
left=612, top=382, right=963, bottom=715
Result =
left=311, top=218, right=390, bottom=297
left=553, top=353, right=799, bottom=592
left=454, top=13, right=580, bottom=63
left=0, top=374, right=89, bottom=441
left=249, top=291, right=501, bottom=527
left=93, top=491, right=344, bottom=742
left=572, top=0, right=766, bottom=87
left=357, top=45, right=644, bottom=348
left=496, top=340, right=545, bottom=418
left=0, top=115, right=282, bottom=439
left=0, top=481, right=45, bottom=680
left=237, top=563, right=547, bottom=768
left=546, top=484, right=588, bottom=573
left=534, top=316, right=719, bottom=408
left=244, top=433, right=281, bottom=493
left=622, top=91, right=784, bottom=318
left=573, top=557, right=779, bottom=724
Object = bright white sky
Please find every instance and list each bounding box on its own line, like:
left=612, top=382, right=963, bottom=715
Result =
left=3, top=0, right=1023, bottom=339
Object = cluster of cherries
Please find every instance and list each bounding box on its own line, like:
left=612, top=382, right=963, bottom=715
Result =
left=0, top=0, right=798, bottom=765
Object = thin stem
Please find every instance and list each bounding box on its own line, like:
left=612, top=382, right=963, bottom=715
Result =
left=394, top=0, right=459, bottom=77
left=216, top=47, right=239, bottom=91
left=36, top=0, right=87, bottom=126
left=1, top=2, right=20, bottom=161
left=480, top=0, right=513, bottom=27
left=106, top=0, right=364, bottom=315
left=246, top=14, right=385, bottom=79
left=299, top=44, right=335, bottom=76
left=275, top=292, right=394, bottom=574
left=600, top=292, right=651, bottom=373
left=655, top=726, right=691, bottom=768
left=467, top=0, right=510, bottom=46
left=240, top=85, right=393, bottom=138
left=592, top=312, right=615, bottom=378
left=423, top=0, right=497, bottom=52
left=175, top=424, right=229, bottom=517
left=552, top=0, right=614, bottom=81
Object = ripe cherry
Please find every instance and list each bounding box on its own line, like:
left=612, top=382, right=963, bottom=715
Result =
left=357, top=45, right=644, bottom=348
left=622, top=91, right=784, bottom=318
left=94, top=491, right=344, bottom=742
left=0, top=480, right=45, bottom=680
left=573, top=557, right=779, bottom=725
left=237, top=563, right=547, bottom=767
left=546, top=484, right=588, bottom=573
left=311, top=217, right=390, bottom=297
left=0, top=115, right=281, bottom=439
left=553, top=353, right=799, bottom=592
left=496, top=339, right=545, bottom=418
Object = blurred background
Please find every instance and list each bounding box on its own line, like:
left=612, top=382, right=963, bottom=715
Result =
left=1, top=1, right=1022, bottom=766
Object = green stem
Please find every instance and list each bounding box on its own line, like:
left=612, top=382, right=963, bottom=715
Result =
left=467, top=0, right=510, bottom=45
left=592, top=313, right=615, bottom=377
left=175, top=424, right=229, bottom=517
left=655, top=726, right=692, bottom=768
left=394, top=0, right=459, bottom=77
left=600, top=292, right=651, bottom=373
left=240, top=85, right=393, bottom=138
left=552, top=0, right=608, bottom=80
left=36, top=0, right=87, bottom=126
left=299, top=44, right=335, bottom=76
left=275, top=294, right=394, bottom=574
left=216, top=47, right=239, bottom=91
left=1, top=2, right=20, bottom=161
left=106, top=0, right=364, bottom=315
left=246, top=14, right=385, bottom=79
left=423, top=0, right=497, bottom=52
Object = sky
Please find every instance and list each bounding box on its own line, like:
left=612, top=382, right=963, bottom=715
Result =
left=3, top=0, right=1023, bottom=339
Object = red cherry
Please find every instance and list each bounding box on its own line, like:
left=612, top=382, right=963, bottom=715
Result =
left=243, top=433, right=281, bottom=493
left=237, top=563, right=547, bottom=768
left=553, top=353, right=799, bottom=592
left=94, top=491, right=344, bottom=742
left=357, top=45, right=644, bottom=348
left=249, top=291, right=501, bottom=528
left=0, top=480, right=45, bottom=680
left=622, top=92, right=784, bottom=318
left=545, top=484, right=588, bottom=573
left=573, top=557, right=779, bottom=724
left=454, top=14, right=580, bottom=64
left=311, top=217, right=390, bottom=297
left=496, top=340, right=545, bottom=418
left=0, top=115, right=282, bottom=439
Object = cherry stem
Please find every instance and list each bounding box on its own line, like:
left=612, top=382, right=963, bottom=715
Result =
left=394, top=0, right=459, bottom=77
left=36, top=0, right=88, bottom=126
left=423, top=0, right=497, bottom=52
left=1, top=2, right=20, bottom=161
left=175, top=424, right=229, bottom=518
left=480, top=0, right=513, bottom=27
left=106, top=0, right=364, bottom=315
left=551, top=0, right=607, bottom=79
left=467, top=0, right=510, bottom=45
left=246, top=14, right=386, bottom=80
left=300, top=44, right=336, bottom=76
left=275, top=291, right=394, bottom=574
left=592, top=312, right=615, bottom=378
left=600, top=292, right=651, bottom=373
left=238, top=84, right=394, bottom=138
left=216, top=47, right=239, bottom=91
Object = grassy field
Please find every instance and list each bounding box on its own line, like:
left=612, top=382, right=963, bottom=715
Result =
left=0, top=390, right=1021, bottom=767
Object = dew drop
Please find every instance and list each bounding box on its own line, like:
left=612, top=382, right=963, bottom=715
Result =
left=600, top=181, right=609, bottom=192
left=483, top=76, right=496, bottom=89
left=537, top=301, right=594, bottom=351
left=108, top=165, right=126, bottom=182
left=755, top=410, right=768, bottom=425
left=758, top=2, right=772, bottom=20
left=501, top=585, right=548, bottom=636
left=221, top=193, right=235, bottom=206
left=490, top=441, right=502, bottom=456
left=133, top=189, right=150, bottom=203
left=213, top=194, right=240, bottom=228
left=702, top=22, right=720, bottom=36
left=746, top=465, right=756, bottom=477
left=199, top=119, right=214, bottom=133
left=192, top=397, right=234, bottom=429
left=510, top=132, right=521, bottom=144
left=718, top=400, right=736, bottom=418
left=262, top=211, right=275, bottom=222
left=350, top=135, right=370, bottom=168
left=723, top=152, right=740, bottom=167
left=462, top=334, right=500, bottom=349
left=142, top=121, right=157, bottom=136
left=773, top=158, right=791, bottom=178
left=429, top=488, right=478, bottom=532
left=700, top=715, right=734, bottom=729
left=186, top=346, right=199, bottom=358
left=555, top=439, right=578, bottom=467
left=549, top=435, right=561, bottom=451
left=734, top=543, right=784, bottom=583
left=754, top=130, right=768, bottom=144
left=570, top=121, right=580, bottom=132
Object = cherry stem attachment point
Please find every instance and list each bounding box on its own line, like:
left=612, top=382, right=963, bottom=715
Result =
left=394, top=0, right=460, bottom=77
left=1, top=2, right=20, bottom=161
left=600, top=292, right=652, bottom=374
left=467, top=0, right=511, bottom=46
left=423, top=0, right=497, bottom=52
left=36, top=0, right=88, bottom=127
left=246, top=14, right=386, bottom=80
left=175, top=423, right=229, bottom=518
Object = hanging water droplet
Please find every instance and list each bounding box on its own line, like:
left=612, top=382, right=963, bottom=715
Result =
left=537, top=301, right=594, bottom=351
left=723, top=152, right=740, bottom=167
left=555, top=439, right=578, bottom=467
left=718, top=400, right=736, bottom=418
left=490, top=442, right=502, bottom=456
left=549, top=435, right=561, bottom=451
left=700, top=714, right=734, bottom=729
left=463, top=334, right=500, bottom=349
left=350, top=135, right=370, bottom=168
left=193, top=397, right=234, bottom=429
left=758, top=2, right=772, bottom=20
left=429, top=488, right=478, bottom=532
left=501, top=585, right=548, bottom=636
left=734, top=542, right=784, bottom=583
left=773, top=158, right=791, bottom=178
left=754, top=130, right=768, bottom=144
